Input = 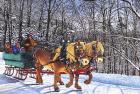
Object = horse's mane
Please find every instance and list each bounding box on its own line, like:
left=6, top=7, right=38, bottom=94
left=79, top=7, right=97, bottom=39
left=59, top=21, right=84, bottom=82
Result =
left=53, top=42, right=86, bottom=63
left=85, top=41, right=104, bottom=57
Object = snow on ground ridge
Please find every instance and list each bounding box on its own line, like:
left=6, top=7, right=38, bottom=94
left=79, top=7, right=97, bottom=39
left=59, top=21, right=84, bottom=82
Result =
left=93, top=73, right=140, bottom=88
left=61, top=72, right=140, bottom=89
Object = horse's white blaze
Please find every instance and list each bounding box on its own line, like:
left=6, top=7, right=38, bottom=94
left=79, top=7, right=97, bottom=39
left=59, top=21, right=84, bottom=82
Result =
left=96, top=57, right=103, bottom=63
left=81, top=58, right=90, bottom=66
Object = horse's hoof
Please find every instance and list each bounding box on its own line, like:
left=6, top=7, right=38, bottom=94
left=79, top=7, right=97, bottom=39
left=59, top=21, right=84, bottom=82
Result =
left=66, top=82, right=73, bottom=88
left=36, top=83, right=43, bottom=85
left=39, top=83, right=43, bottom=85
left=59, top=81, right=64, bottom=85
left=84, top=80, right=90, bottom=84
left=36, top=82, right=43, bottom=85
left=75, top=84, right=81, bottom=89
left=54, top=87, right=60, bottom=92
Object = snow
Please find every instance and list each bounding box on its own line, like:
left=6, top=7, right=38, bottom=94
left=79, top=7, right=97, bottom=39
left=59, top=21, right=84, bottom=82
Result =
left=93, top=73, right=140, bottom=88
left=0, top=52, right=140, bottom=94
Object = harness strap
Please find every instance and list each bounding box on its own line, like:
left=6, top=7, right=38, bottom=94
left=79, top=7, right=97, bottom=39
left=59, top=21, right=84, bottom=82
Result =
left=92, top=41, right=98, bottom=57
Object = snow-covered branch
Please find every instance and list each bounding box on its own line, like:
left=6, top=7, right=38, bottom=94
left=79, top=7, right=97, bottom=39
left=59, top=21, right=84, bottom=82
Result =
left=121, top=0, right=140, bottom=19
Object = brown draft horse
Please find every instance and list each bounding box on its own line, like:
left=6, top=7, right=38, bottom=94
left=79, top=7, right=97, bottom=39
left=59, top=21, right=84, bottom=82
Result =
left=54, top=40, right=104, bottom=90
left=34, top=41, right=104, bottom=92
left=34, top=41, right=91, bottom=92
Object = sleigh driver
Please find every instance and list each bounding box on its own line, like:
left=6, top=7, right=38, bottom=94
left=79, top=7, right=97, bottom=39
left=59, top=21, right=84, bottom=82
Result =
left=59, top=39, right=68, bottom=64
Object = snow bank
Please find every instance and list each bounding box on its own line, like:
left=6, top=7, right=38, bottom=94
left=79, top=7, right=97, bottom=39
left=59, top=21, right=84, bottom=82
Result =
left=93, top=73, right=140, bottom=88
left=62, top=73, right=140, bottom=89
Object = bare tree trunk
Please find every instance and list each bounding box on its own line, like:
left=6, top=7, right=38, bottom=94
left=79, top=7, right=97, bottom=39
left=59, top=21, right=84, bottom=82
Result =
left=26, top=0, right=33, bottom=27
left=71, top=0, right=86, bottom=40
left=38, top=1, right=44, bottom=32
left=61, top=2, right=64, bottom=40
left=117, top=0, right=123, bottom=74
left=45, top=0, right=52, bottom=41
left=123, top=2, right=129, bottom=75
left=132, top=0, right=139, bottom=75
left=3, top=0, right=12, bottom=45
left=8, top=0, right=12, bottom=45
left=108, top=0, right=116, bottom=74
left=18, top=0, right=24, bottom=46
left=3, top=0, right=8, bottom=46
left=101, top=1, right=108, bottom=73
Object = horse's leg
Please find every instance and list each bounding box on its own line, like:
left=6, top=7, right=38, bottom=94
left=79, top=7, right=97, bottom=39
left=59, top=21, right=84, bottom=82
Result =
left=75, top=74, right=81, bottom=89
left=35, top=63, right=43, bottom=84
left=84, top=71, right=92, bottom=84
left=66, top=72, right=74, bottom=88
left=58, top=74, right=64, bottom=85
left=54, top=73, right=60, bottom=92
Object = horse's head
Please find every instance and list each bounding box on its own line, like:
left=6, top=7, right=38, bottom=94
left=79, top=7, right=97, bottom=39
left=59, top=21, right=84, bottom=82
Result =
left=74, top=41, right=86, bottom=59
left=73, top=41, right=92, bottom=66
left=92, top=41, right=104, bottom=63
left=28, top=36, right=38, bottom=47
left=24, top=36, right=38, bottom=51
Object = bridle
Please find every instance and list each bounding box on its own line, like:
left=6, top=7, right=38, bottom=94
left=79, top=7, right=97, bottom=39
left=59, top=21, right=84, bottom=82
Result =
left=74, top=43, right=85, bottom=59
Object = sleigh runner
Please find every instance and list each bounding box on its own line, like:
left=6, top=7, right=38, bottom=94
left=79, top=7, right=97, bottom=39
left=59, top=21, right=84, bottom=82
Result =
left=3, top=52, right=35, bottom=80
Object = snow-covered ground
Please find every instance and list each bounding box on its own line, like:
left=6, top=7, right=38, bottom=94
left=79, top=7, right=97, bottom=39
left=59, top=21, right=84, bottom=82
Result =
left=0, top=52, right=140, bottom=94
